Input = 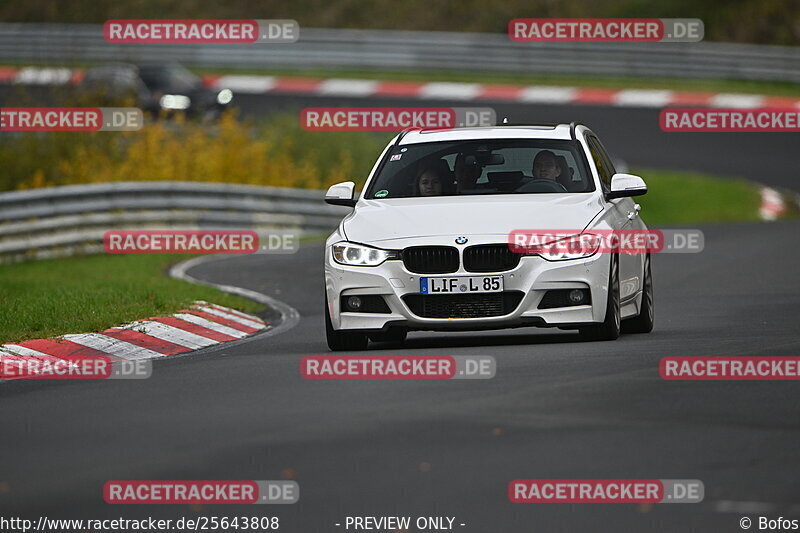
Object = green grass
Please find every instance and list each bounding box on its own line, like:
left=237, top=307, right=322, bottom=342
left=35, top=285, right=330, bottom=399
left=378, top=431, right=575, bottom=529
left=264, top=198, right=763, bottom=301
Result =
left=635, top=168, right=763, bottom=225
left=0, top=254, right=263, bottom=343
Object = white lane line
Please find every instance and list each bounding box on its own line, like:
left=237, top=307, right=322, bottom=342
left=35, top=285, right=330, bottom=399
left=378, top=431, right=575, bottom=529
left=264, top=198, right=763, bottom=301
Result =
left=419, top=82, right=482, bottom=100
left=63, top=333, right=165, bottom=360
left=119, top=321, right=219, bottom=349
left=519, top=86, right=577, bottom=104
left=317, top=78, right=379, bottom=96
left=711, top=93, right=765, bottom=108
left=214, top=75, right=276, bottom=93
left=173, top=313, right=249, bottom=339
left=170, top=255, right=299, bottom=344
left=193, top=306, right=265, bottom=330
left=614, top=89, right=674, bottom=107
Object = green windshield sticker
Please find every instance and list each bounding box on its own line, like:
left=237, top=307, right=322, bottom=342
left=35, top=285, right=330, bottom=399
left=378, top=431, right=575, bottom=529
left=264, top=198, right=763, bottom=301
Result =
left=375, top=189, right=389, bottom=198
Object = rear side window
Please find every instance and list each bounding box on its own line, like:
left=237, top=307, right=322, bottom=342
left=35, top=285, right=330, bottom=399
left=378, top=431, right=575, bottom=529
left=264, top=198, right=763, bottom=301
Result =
left=586, top=135, right=616, bottom=190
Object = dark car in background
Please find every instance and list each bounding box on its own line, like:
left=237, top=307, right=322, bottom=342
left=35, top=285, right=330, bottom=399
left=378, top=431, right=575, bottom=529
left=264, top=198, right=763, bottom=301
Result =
left=80, top=62, right=233, bottom=120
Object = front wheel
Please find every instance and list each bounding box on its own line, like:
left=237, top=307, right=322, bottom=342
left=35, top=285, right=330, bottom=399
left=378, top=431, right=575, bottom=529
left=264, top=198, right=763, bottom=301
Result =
left=580, top=255, right=621, bottom=341
left=622, top=254, right=654, bottom=334
left=325, top=297, right=368, bottom=351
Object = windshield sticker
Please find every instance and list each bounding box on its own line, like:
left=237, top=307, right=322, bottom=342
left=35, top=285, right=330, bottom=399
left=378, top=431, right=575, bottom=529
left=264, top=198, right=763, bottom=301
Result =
left=390, top=154, right=402, bottom=161
left=400, top=147, right=408, bottom=152
left=375, top=189, right=389, bottom=198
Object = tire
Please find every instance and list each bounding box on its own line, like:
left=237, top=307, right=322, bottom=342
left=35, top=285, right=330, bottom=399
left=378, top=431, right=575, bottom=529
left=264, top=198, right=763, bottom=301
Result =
left=622, top=254, right=654, bottom=334
left=325, top=298, right=368, bottom=351
left=368, top=327, right=408, bottom=346
left=579, top=255, right=621, bottom=341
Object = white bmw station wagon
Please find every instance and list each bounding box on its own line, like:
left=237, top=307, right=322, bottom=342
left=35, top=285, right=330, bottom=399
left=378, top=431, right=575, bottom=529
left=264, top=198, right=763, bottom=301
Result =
left=323, top=123, right=654, bottom=350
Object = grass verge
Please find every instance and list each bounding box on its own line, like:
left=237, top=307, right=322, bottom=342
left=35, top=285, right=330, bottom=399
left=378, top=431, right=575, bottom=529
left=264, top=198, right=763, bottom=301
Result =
left=0, top=254, right=263, bottom=344
left=635, top=168, right=763, bottom=225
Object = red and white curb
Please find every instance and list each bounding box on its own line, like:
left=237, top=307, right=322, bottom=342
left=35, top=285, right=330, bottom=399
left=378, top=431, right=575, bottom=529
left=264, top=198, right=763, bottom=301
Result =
left=3, top=66, right=800, bottom=110
left=759, top=187, right=788, bottom=221
left=0, top=301, right=267, bottom=380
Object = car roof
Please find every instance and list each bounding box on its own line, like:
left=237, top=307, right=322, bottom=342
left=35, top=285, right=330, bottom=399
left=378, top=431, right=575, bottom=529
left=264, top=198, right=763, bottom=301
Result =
left=398, top=124, right=575, bottom=145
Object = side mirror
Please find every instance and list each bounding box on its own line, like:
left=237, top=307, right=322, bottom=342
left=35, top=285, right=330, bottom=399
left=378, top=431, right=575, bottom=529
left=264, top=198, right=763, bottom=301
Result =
left=324, top=181, right=357, bottom=207
left=606, top=173, right=647, bottom=199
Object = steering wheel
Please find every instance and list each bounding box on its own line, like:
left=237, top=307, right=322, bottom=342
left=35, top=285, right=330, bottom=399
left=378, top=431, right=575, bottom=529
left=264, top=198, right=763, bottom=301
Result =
left=518, top=179, right=568, bottom=193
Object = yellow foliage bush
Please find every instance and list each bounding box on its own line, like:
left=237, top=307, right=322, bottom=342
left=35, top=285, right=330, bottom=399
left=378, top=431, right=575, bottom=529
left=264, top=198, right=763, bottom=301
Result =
left=3, top=112, right=390, bottom=191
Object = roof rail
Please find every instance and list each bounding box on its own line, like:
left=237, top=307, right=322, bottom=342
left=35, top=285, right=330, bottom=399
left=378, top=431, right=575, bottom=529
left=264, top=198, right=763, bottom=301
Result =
left=394, top=128, right=416, bottom=145
left=569, top=121, right=577, bottom=140
left=497, top=120, right=560, bottom=128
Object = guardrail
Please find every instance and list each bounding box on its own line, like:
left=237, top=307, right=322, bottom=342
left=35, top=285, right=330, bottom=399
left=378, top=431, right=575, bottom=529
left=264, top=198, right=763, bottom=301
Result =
left=0, top=23, right=799, bottom=83
left=0, top=182, right=349, bottom=263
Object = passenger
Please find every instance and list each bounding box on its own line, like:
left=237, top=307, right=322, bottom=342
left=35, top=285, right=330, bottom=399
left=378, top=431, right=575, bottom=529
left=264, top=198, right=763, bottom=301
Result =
left=531, top=150, right=563, bottom=181
left=416, top=166, right=444, bottom=196
left=454, top=153, right=481, bottom=192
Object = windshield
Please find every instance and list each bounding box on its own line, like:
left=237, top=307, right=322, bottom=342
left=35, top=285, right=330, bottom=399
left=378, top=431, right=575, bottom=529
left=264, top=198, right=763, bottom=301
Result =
left=365, top=139, right=594, bottom=199
left=138, top=64, right=200, bottom=92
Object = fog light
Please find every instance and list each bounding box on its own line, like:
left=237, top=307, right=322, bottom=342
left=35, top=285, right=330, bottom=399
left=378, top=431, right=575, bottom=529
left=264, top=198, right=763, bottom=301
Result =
left=568, top=289, right=585, bottom=304
left=346, top=296, right=362, bottom=311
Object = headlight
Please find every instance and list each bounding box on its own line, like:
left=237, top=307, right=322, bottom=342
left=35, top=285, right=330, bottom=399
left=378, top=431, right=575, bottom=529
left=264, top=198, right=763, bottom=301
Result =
left=159, top=94, right=191, bottom=110
left=216, top=89, right=233, bottom=105
left=332, top=242, right=398, bottom=266
left=531, top=233, right=601, bottom=261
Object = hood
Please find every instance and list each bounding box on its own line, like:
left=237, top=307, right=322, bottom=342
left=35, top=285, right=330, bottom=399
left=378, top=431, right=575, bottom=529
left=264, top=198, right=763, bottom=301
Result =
left=342, top=194, right=604, bottom=243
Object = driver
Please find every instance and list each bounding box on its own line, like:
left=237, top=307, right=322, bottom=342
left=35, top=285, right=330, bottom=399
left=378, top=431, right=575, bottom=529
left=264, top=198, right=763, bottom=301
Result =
left=455, top=153, right=481, bottom=192
left=531, top=150, right=562, bottom=181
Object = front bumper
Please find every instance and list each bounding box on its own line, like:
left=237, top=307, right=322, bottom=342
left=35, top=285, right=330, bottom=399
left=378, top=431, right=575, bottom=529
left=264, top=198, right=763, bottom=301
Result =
left=325, top=238, right=612, bottom=332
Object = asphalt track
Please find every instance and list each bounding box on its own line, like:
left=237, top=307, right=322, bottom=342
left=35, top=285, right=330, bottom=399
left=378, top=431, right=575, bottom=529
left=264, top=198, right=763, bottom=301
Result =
left=1, top=94, right=799, bottom=532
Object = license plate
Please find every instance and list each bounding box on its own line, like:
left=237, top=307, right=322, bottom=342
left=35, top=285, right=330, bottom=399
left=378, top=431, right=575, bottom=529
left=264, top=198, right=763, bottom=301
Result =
left=420, top=276, right=503, bottom=294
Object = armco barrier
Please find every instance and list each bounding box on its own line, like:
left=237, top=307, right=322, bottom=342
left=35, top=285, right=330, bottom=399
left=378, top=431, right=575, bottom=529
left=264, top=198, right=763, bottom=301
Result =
left=0, top=182, right=350, bottom=263
left=0, top=23, right=798, bottom=83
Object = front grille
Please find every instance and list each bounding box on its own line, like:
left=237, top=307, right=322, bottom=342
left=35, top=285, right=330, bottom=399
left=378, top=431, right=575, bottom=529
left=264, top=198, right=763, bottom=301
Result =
left=463, top=244, right=521, bottom=272
left=403, top=291, right=524, bottom=319
left=402, top=246, right=459, bottom=274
